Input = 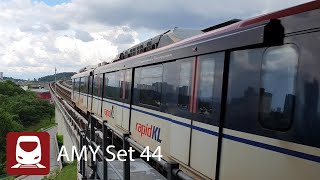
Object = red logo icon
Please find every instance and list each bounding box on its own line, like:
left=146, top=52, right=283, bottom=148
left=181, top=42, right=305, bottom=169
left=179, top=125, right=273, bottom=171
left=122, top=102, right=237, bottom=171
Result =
left=6, top=132, right=50, bottom=175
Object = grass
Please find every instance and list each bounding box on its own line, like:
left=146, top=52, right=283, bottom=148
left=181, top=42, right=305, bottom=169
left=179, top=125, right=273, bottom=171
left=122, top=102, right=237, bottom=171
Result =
left=56, top=135, right=63, bottom=149
left=0, top=176, right=14, bottom=180
left=53, top=161, right=77, bottom=180
left=24, top=116, right=56, bottom=132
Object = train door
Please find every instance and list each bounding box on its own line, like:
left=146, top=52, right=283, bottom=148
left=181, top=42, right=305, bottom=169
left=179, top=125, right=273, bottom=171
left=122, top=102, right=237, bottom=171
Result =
left=219, top=34, right=320, bottom=180
left=72, top=78, right=77, bottom=103
left=189, top=52, right=225, bottom=179
left=83, top=76, right=88, bottom=111
left=120, top=69, right=132, bottom=131
left=79, top=77, right=87, bottom=111
left=92, top=74, right=103, bottom=117
left=75, top=78, right=80, bottom=105
left=88, top=75, right=93, bottom=113
left=165, top=58, right=194, bottom=165
left=115, top=70, right=124, bottom=127
left=131, top=64, right=170, bottom=155
left=98, top=74, right=103, bottom=117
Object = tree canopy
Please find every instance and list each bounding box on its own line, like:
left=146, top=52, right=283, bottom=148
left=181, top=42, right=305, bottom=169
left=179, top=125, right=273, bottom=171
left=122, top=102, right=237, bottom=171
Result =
left=38, top=72, right=76, bottom=82
left=0, top=80, right=54, bottom=175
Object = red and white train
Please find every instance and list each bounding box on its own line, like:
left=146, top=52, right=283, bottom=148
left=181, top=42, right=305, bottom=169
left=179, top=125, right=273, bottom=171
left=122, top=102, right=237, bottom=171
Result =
left=72, top=1, right=320, bottom=179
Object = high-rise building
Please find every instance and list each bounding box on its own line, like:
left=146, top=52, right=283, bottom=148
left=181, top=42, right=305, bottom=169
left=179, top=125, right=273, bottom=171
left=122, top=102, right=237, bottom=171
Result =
left=0, top=72, right=3, bottom=80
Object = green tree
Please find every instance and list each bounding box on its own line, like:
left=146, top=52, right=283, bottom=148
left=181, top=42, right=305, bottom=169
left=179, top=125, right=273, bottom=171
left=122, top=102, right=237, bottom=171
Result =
left=0, top=80, right=25, bottom=96
left=0, top=108, right=22, bottom=174
left=4, top=93, right=54, bottom=125
left=0, top=80, right=54, bottom=175
left=38, top=72, right=76, bottom=82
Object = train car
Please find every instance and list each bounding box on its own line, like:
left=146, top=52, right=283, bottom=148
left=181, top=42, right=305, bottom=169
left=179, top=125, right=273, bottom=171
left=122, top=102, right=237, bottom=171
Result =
left=71, top=70, right=93, bottom=114
left=71, top=1, right=320, bottom=179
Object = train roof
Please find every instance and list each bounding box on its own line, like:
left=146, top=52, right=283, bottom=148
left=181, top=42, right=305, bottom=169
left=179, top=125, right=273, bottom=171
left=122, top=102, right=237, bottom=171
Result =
left=71, top=69, right=92, bottom=79
left=82, top=1, right=320, bottom=76
left=112, top=28, right=203, bottom=62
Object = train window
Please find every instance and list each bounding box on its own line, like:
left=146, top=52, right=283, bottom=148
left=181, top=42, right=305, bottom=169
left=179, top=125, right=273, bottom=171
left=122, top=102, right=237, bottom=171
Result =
left=259, top=44, right=298, bottom=131
left=76, top=78, right=80, bottom=92
left=79, top=78, right=83, bottom=93
left=88, top=76, right=92, bottom=95
left=93, top=75, right=99, bottom=97
left=80, top=77, right=87, bottom=94
left=124, top=69, right=132, bottom=100
left=195, top=53, right=224, bottom=125
left=72, top=79, right=75, bottom=91
left=134, top=64, right=163, bottom=107
left=72, top=79, right=76, bottom=92
left=225, top=48, right=266, bottom=132
left=85, top=77, right=88, bottom=93
left=177, top=60, right=193, bottom=111
left=196, top=55, right=215, bottom=116
left=118, top=71, right=125, bottom=99
left=99, top=74, right=103, bottom=97
left=104, top=72, right=120, bottom=99
left=73, top=78, right=80, bottom=95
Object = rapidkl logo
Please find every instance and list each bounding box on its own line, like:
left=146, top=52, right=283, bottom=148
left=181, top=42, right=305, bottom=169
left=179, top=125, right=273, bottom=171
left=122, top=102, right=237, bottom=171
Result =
left=6, top=132, right=50, bottom=175
left=136, top=123, right=162, bottom=143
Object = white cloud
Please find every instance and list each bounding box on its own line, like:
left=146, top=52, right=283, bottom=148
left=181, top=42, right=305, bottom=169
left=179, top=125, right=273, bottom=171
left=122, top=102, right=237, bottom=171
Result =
left=0, top=0, right=139, bottom=79
left=0, top=0, right=312, bottom=79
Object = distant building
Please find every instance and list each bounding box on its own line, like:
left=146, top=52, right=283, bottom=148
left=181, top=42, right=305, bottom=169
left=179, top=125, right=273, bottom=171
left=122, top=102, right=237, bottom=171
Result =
left=20, top=85, right=29, bottom=91
left=30, top=89, right=51, bottom=101
left=0, top=72, right=3, bottom=80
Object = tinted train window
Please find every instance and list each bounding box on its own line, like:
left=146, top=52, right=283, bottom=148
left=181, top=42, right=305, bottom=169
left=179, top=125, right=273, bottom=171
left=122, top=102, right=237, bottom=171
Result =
left=134, top=64, right=163, bottom=107
left=93, top=75, right=99, bottom=97
left=104, top=72, right=120, bottom=99
left=226, top=48, right=266, bottom=132
left=195, top=53, right=224, bottom=125
left=72, top=79, right=76, bottom=92
left=118, top=71, right=125, bottom=99
left=99, top=74, right=103, bottom=97
left=72, top=79, right=75, bottom=91
left=162, top=58, right=194, bottom=118
left=74, top=78, right=80, bottom=92
left=197, top=56, right=215, bottom=115
left=80, top=77, right=87, bottom=93
left=177, top=60, right=193, bottom=111
left=88, top=76, right=92, bottom=95
left=259, top=44, right=298, bottom=131
left=124, top=69, right=132, bottom=100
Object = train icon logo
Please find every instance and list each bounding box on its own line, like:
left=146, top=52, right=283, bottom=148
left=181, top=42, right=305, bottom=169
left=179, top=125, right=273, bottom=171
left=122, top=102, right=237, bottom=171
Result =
left=6, top=132, right=50, bottom=175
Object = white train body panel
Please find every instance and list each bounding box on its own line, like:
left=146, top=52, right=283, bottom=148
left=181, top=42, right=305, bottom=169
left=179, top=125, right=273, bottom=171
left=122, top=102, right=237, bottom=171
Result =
left=169, top=116, right=191, bottom=165
left=121, top=103, right=130, bottom=131
left=78, top=93, right=88, bottom=113
left=72, top=91, right=79, bottom=105
left=101, top=98, right=130, bottom=131
left=92, top=96, right=102, bottom=117
left=87, top=94, right=92, bottom=113
left=220, top=128, right=320, bottom=180
left=189, top=122, right=219, bottom=179
left=130, top=105, right=170, bottom=157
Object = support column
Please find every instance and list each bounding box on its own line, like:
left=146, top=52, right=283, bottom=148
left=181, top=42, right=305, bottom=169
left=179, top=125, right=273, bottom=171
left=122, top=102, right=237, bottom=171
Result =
left=81, top=134, right=87, bottom=179
left=89, top=115, right=96, bottom=179
left=102, top=123, right=109, bottom=180
left=123, top=134, right=130, bottom=180
left=167, top=161, right=179, bottom=180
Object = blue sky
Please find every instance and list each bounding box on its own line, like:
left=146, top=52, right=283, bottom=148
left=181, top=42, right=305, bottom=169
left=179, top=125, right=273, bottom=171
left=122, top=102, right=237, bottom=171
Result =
left=33, top=0, right=70, bottom=6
